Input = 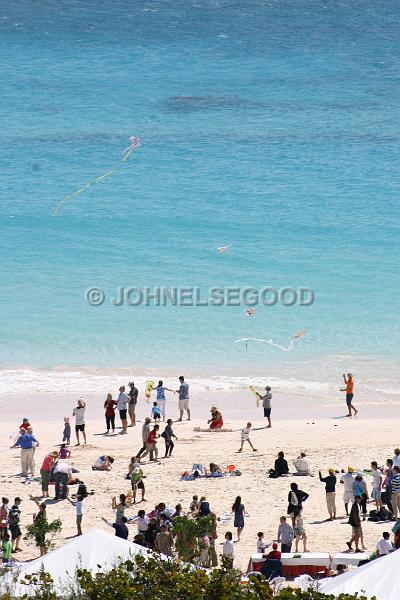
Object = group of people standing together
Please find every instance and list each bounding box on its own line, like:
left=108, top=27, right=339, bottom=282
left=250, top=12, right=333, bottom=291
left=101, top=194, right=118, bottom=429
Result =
left=102, top=376, right=190, bottom=435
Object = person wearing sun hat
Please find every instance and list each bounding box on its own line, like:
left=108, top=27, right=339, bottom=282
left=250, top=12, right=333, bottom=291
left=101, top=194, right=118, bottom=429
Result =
left=319, top=467, right=337, bottom=520
left=340, top=466, right=355, bottom=516
left=40, top=451, right=58, bottom=497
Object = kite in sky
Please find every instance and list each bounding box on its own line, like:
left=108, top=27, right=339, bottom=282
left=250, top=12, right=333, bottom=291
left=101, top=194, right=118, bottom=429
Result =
left=246, top=308, right=255, bottom=317
left=53, top=136, right=140, bottom=216
left=235, top=330, right=307, bottom=352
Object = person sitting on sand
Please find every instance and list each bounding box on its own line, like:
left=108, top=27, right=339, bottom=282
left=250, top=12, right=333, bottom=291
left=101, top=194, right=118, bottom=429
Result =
left=269, top=451, right=289, bottom=478
left=208, top=407, right=223, bottom=430
left=205, top=463, right=222, bottom=476
left=92, top=455, right=114, bottom=471
left=293, top=452, right=311, bottom=476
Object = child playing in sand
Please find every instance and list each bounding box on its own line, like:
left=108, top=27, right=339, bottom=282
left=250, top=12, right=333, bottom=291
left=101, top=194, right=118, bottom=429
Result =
left=294, top=508, right=308, bottom=552
left=238, top=422, right=257, bottom=452
left=67, top=494, right=84, bottom=536
left=62, top=417, right=71, bottom=445
left=151, top=402, right=161, bottom=423
left=59, top=444, right=71, bottom=460
left=257, top=531, right=267, bottom=553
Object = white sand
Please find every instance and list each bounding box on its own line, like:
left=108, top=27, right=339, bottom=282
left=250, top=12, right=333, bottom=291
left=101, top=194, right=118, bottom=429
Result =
left=0, top=395, right=397, bottom=571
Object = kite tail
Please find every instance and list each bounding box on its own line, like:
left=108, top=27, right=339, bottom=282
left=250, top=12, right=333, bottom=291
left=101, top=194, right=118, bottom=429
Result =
left=53, top=136, right=140, bottom=216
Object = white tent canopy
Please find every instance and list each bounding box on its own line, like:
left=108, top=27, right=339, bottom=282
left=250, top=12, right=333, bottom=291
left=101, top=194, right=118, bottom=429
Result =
left=14, top=528, right=149, bottom=594
left=319, top=549, right=400, bottom=600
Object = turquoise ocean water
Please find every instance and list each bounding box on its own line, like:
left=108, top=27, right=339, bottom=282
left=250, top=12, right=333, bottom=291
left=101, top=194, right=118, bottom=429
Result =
left=1, top=1, right=399, bottom=394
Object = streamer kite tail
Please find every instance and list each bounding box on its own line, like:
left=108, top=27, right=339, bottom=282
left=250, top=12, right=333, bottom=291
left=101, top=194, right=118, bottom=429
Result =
left=53, top=135, right=140, bottom=216
left=235, top=331, right=307, bottom=352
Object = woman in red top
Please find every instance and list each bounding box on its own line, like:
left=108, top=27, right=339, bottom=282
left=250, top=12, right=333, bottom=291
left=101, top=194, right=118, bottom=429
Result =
left=40, top=451, right=58, bottom=497
left=208, top=407, right=223, bottom=430
left=104, top=393, right=117, bottom=434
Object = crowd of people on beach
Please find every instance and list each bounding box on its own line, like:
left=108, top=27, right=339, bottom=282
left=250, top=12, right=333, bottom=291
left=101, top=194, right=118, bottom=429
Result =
left=4, top=370, right=397, bottom=579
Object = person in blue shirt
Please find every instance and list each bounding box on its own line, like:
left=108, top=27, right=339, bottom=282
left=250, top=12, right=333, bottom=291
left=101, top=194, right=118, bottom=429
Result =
left=11, top=429, right=39, bottom=478
left=154, top=380, right=174, bottom=422
left=151, top=402, right=161, bottom=423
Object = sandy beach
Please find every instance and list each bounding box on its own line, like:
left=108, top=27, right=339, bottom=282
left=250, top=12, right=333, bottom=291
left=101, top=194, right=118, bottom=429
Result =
left=1, top=390, right=399, bottom=571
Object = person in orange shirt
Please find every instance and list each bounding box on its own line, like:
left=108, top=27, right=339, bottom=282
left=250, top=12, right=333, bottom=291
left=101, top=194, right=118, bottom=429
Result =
left=341, top=373, right=358, bottom=417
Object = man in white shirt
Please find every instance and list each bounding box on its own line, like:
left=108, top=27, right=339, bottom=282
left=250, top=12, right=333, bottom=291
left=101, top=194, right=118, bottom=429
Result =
left=376, top=532, right=394, bottom=556
left=136, top=509, right=150, bottom=534
left=371, top=461, right=382, bottom=510
left=117, top=386, right=130, bottom=434
left=72, top=398, right=86, bottom=446
left=393, top=449, right=400, bottom=469
left=54, top=462, right=72, bottom=500
left=293, top=452, right=311, bottom=475
left=340, top=466, right=355, bottom=516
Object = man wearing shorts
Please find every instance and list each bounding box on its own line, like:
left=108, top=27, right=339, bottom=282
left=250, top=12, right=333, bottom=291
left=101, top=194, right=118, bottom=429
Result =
left=340, top=466, right=355, bottom=516
left=8, top=497, right=22, bottom=552
left=257, top=386, right=272, bottom=428
left=176, top=376, right=190, bottom=421
left=117, top=386, right=130, bottom=434
left=73, top=398, right=86, bottom=446
left=347, top=495, right=363, bottom=552
left=341, top=372, right=358, bottom=417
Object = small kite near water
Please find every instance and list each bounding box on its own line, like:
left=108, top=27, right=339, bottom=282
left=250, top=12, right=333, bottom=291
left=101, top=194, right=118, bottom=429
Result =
left=217, top=245, right=231, bottom=253
left=235, top=330, right=307, bottom=352
left=53, top=136, right=140, bottom=216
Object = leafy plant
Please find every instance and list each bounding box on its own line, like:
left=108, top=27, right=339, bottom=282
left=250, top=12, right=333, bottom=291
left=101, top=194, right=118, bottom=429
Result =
left=26, top=518, right=62, bottom=552
left=172, top=515, right=212, bottom=563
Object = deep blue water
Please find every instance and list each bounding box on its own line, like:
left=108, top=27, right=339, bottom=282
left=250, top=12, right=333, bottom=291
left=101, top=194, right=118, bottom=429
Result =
left=1, top=0, right=399, bottom=371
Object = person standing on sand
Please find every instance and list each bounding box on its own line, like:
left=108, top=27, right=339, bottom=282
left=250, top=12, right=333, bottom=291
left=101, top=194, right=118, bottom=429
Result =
left=128, top=381, right=138, bottom=427
left=141, top=424, right=160, bottom=462
left=341, top=373, right=358, bottom=417
left=371, top=461, right=382, bottom=510
left=347, top=496, right=364, bottom=552
left=238, top=422, right=257, bottom=453
left=383, top=459, right=394, bottom=513
left=232, top=496, right=245, bottom=542
left=319, top=468, right=337, bottom=520
left=8, top=497, right=22, bottom=553
left=154, top=380, right=174, bottom=422
left=40, top=451, right=58, bottom=498
left=11, top=429, right=39, bottom=478
left=104, top=393, right=117, bottom=434
left=256, top=386, right=272, bottom=428
left=73, top=398, right=86, bottom=446
left=176, top=376, right=190, bottom=421
left=136, top=417, right=151, bottom=459
left=340, top=466, right=355, bottom=516
left=117, top=386, right=129, bottom=434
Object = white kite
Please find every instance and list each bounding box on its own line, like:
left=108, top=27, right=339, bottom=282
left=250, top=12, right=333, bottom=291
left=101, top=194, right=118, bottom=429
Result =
left=217, top=245, right=231, bottom=253
left=235, top=331, right=307, bottom=352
